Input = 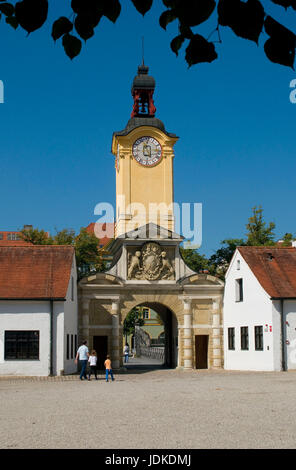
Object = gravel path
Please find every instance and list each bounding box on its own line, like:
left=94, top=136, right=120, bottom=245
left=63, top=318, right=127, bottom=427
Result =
left=1, top=368, right=296, bottom=449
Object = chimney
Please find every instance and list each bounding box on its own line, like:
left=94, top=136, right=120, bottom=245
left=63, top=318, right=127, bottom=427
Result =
left=23, top=224, right=33, bottom=230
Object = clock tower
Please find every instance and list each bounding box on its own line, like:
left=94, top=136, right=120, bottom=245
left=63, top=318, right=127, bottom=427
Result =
left=111, top=64, right=178, bottom=238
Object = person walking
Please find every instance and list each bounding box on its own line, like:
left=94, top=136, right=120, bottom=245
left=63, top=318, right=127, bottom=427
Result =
left=123, top=343, right=129, bottom=363
left=88, top=350, right=98, bottom=381
left=104, top=355, right=114, bottom=382
left=75, top=340, right=89, bottom=380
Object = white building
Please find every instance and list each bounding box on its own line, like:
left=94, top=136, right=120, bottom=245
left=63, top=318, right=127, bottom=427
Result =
left=224, top=246, right=296, bottom=371
left=0, top=246, right=78, bottom=376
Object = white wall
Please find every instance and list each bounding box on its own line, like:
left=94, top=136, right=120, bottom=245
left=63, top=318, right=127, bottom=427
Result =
left=0, top=257, right=78, bottom=376
left=284, top=300, right=296, bottom=370
left=0, top=301, right=51, bottom=376
left=63, top=258, right=78, bottom=375
left=224, top=250, right=276, bottom=371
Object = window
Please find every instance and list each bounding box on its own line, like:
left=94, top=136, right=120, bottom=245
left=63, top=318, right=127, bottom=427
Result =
left=71, top=334, right=74, bottom=359
left=255, top=326, right=263, bottom=351
left=5, top=331, right=39, bottom=360
left=0, top=233, right=3, bottom=240
left=135, top=306, right=150, bottom=320
left=66, top=334, right=70, bottom=360
left=235, top=278, right=243, bottom=302
left=237, top=260, right=240, bottom=270
left=71, top=276, right=74, bottom=301
left=228, top=328, right=235, bottom=350
left=143, top=308, right=150, bottom=320
left=241, top=327, right=249, bottom=350
left=7, top=233, right=21, bottom=241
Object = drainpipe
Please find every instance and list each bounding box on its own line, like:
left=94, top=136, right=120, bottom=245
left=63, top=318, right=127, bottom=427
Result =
left=49, top=299, right=54, bottom=376
left=280, top=299, right=287, bottom=371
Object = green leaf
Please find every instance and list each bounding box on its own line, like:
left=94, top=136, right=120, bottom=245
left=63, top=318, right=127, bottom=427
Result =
left=264, top=15, right=295, bottom=43
left=6, top=14, right=18, bottom=29
left=218, top=0, right=265, bottom=44
left=52, top=16, right=73, bottom=41
left=162, top=0, right=178, bottom=6
left=62, top=33, right=82, bottom=60
left=159, top=9, right=177, bottom=29
left=179, top=23, right=194, bottom=39
left=0, top=2, right=14, bottom=16
left=131, top=0, right=153, bottom=16
left=264, top=16, right=296, bottom=68
left=170, top=34, right=185, bottom=56
left=175, top=0, right=216, bottom=27
left=271, top=0, right=296, bottom=9
left=185, top=34, right=218, bottom=66
left=103, top=0, right=121, bottom=23
left=15, top=0, right=48, bottom=33
left=74, top=15, right=94, bottom=41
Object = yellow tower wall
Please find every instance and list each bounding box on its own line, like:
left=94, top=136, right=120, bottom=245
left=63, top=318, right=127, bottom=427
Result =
left=112, top=126, right=178, bottom=238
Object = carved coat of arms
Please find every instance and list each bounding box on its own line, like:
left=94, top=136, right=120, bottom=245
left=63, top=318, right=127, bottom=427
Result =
left=127, top=242, right=175, bottom=281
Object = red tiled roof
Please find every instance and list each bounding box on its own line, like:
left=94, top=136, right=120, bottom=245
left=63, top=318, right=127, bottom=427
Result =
left=86, top=222, right=114, bottom=247
left=238, top=246, right=296, bottom=298
left=0, top=246, right=74, bottom=299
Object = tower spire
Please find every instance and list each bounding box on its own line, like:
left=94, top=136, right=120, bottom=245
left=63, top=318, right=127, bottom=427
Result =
left=142, top=36, right=145, bottom=66
left=131, top=63, right=156, bottom=118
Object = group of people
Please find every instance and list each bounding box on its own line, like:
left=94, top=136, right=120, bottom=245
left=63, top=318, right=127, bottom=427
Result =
left=75, top=340, right=114, bottom=382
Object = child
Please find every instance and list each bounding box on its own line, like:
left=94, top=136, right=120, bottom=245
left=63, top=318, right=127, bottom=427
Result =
left=104, top=355, right=114, bottom=382
left=88, top=350, right=98, bottom=381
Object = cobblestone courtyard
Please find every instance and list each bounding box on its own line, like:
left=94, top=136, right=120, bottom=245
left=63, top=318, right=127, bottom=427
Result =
left=1, top=367, right=296, bottom=449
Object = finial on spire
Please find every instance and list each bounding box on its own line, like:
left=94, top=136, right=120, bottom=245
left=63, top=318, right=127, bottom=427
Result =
left=142, top=36, right=145, bottom=66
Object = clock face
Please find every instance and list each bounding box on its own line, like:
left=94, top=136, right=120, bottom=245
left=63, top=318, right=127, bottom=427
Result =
left=132, top=136, right=162, bottom=167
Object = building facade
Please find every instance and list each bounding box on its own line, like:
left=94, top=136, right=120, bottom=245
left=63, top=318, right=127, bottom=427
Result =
left=224, top=246, right=296, bottom=371
left=0, top=246, right=78, bottom=376
left=78, top=64, right=224, bottom=371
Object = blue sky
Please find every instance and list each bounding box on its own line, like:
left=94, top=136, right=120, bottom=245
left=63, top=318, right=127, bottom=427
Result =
left=0, top=0, right=295, bottom=257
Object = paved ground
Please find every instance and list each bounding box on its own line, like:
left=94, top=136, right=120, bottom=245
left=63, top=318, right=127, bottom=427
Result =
left=1, top=364, right=296, bottom=449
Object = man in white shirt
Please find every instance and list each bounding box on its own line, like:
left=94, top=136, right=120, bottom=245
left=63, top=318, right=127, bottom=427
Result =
left=75, top=340, right=89, bottom=380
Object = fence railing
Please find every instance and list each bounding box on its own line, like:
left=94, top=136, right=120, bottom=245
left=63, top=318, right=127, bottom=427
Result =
left=139, top=346, right=165, bottom=361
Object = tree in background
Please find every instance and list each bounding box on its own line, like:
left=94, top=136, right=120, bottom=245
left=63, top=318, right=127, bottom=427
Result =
left=0, top=1, right=295, bottom=68
left=52, top=228, right=76, bottom=245
left=20, top=226, right=105, bottom=278
left=123, top=307, right=145, bottom=344
left=20, top=227, right=53, bottom=245
left=245, top=205, right=276, bottom=246
left=209, top=238, right=245, bottom=277
left=180, top=247, right=212, bottom=273
left=75, top=228, right=105, bottom=277
left=280, top=232, right=296, bottom=246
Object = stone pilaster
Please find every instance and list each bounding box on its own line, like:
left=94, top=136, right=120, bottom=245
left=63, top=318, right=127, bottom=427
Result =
left=111, top=300, right=120, bottom=369
left=212, top=298, right=222, bottom=369
left=80, top=299, right=90, bottom=345
left=183, top=298, right=193, bottom=369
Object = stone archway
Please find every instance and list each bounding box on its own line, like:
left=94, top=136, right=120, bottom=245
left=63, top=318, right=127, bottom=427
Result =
left=123, top=301, right=179, bottom=369
left=78, top=223, right=224, bottom=371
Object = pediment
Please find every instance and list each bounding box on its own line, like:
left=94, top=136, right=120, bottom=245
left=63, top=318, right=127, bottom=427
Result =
left=118, top=223, right=183, bottom=241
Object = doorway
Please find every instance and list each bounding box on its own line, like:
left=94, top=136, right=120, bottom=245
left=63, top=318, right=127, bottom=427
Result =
left=93, top=336, right=108, bottom=370
left=195, top=335, right=209, bottom=369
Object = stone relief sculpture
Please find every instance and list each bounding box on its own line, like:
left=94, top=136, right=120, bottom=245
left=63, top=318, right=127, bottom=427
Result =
left=127, top=251, right=142, bottom=279
left=127, top=242, right=175, bottom=280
